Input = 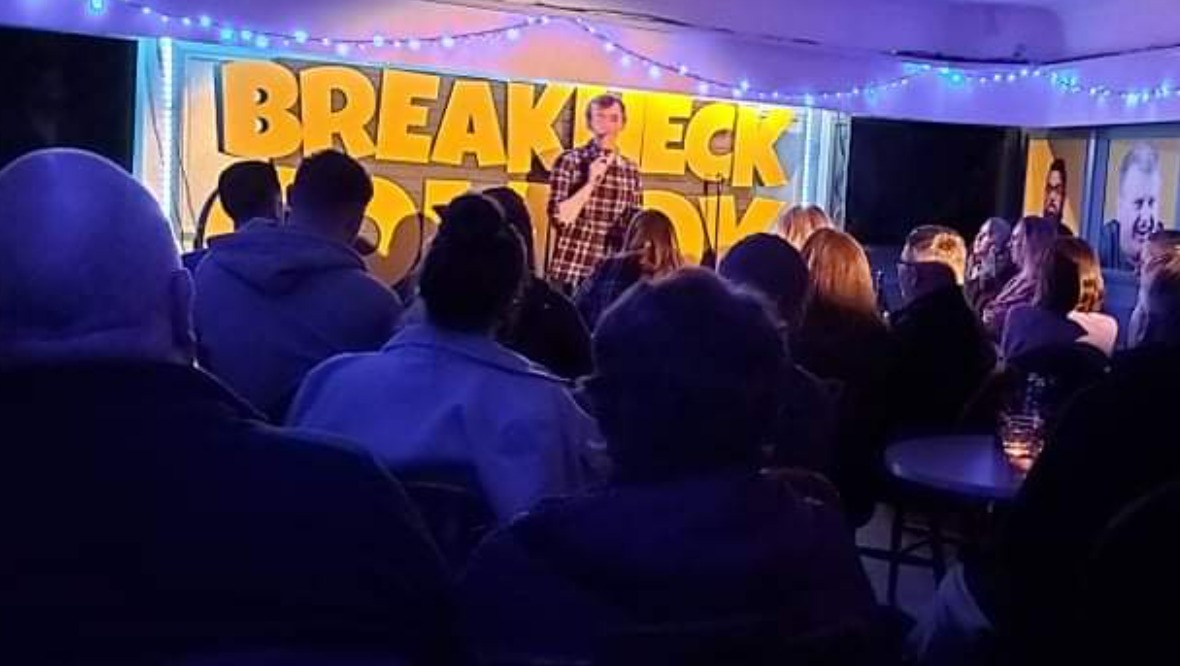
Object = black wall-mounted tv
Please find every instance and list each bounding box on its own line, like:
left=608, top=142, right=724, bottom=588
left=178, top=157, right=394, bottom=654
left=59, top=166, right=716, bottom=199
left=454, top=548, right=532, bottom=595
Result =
left=846, top=118, right=1025, bottom=246
left=0, top=26, right=137, bottom=172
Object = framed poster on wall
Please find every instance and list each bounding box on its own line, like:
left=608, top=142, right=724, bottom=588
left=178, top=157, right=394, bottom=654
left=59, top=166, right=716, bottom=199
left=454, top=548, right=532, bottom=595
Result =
left=1098, top=138, right=1180, bottom=271
left=1024, top=137, right=1089, bottom=234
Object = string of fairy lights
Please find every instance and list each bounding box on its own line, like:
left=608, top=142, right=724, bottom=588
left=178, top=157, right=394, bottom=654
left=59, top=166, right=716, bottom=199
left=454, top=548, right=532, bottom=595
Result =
left=77, top=0, right=1179, bottom=108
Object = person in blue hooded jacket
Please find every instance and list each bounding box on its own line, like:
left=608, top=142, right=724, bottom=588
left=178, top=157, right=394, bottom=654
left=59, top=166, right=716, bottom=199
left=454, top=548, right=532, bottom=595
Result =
left=288, top=193, right=598, bottom=524
left=194, top=150, right=402, bottom=420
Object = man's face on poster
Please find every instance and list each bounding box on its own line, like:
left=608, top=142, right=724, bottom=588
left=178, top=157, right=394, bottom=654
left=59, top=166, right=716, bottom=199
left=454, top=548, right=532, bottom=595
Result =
left=1044, top=169, right=1065, bottom=218
left=1118, top=166, right=1163, bottom=267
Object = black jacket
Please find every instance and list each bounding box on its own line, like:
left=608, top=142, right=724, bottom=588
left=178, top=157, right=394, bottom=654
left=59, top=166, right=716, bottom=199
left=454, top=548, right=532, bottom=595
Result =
left=794, top=304, right=896, bottom=525
left=575, top=255, right=644, bottom=331
left=460, top=470, right=887, bottom=665
left=500, top=277, right=594, bottom=380
left=0, top=361, right=461, bottom=665
left=888, top=286, right=996, bottom=437
left=964, top=255, right=1016, bottom=316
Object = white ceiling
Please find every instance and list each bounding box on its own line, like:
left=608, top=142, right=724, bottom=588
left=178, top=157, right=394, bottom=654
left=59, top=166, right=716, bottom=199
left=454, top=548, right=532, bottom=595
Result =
left=2, top=0, right=1178, bottom=126
left=40, top=0, right=1174, bottom=65
left=435, top=0, right=1180, bottom=63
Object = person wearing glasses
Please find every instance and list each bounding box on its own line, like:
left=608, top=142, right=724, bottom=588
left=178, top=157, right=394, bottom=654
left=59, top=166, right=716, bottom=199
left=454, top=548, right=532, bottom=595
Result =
left=889, top=225, right=996, bottom=437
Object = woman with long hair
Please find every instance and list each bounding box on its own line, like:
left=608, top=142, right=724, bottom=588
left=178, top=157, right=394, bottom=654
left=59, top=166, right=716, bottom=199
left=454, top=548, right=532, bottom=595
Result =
left=1002, top=237, right=1119, bottom=359
left=981, top=216, right=1059, bottom=339
left=575, top=210, right=683, bottom=330
left=801, top=228, right=880, bottom=322
left=794, top=228, right=894, bottom=526
left=776, top=204, right=833, bottom=250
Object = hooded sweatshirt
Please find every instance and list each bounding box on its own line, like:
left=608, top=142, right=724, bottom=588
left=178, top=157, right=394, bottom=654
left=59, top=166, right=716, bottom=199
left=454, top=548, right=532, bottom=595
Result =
left=194, top=221, right=402, bottom=420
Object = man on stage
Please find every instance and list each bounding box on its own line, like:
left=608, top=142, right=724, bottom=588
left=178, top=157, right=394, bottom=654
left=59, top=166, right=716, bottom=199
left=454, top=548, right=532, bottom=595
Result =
left=547, top=94, right=643, bottom=292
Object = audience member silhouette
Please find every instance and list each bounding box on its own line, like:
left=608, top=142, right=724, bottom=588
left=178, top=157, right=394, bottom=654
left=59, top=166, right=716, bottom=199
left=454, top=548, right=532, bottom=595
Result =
left=719, top=233, right=837, bottom=472
left=981, top=216, right=1057, bottom=339
left=193, top=150, right=402, bottom=420
left=575, top=209, right=683, bottom=330
left=890, top=225, right=995, bottom=437
left=461, top=270, right=883, bottom=665
left=1127, top=229, right=1180, bottom=346
left=795, top=228, right=895, bottom=526
left=1001, top=237, right=1117, bottom=360
left=1077, top=477, right=1180, bottom=665
left=964, top=217, right=1015, bottom=315
left=183, top=160, right=283, bottom=274
left=0, top=149, right=460, bottom=665
left=288, top=193, right=598, bottom=523
left=483, top=186, right=593, bottom=380
left=776, top=203, right=833, bottom=250
left=912, top=251, right=1180, bottom=666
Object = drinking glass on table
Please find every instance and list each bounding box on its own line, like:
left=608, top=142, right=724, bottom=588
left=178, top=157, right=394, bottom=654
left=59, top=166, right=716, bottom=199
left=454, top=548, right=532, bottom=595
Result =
left=1000, top=412, right=1044, bottom=473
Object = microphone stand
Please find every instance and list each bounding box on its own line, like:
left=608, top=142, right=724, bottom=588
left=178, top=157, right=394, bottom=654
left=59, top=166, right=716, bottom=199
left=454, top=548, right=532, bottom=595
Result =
left=543, top=207, right=556, bottom=280
left=699, top=175, right=726, bottom=269
left=192, top=189, right=218, bottom=251
left=699, top=177, right=718, bottom=269
left=392, top=210, right=428, bottom=302
left=413, top=210, right=426, bottom=271
left=712, top=174, right=724, bottom=261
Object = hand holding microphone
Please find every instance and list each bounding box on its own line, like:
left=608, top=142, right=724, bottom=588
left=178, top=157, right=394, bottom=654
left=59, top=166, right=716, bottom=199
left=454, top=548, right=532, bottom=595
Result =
left=589, top=151, right=616, bottom=188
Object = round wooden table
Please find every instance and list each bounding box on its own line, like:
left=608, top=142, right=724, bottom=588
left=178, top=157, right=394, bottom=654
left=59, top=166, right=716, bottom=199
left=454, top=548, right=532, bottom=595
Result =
left=885, top=435, right=1025, bottom=502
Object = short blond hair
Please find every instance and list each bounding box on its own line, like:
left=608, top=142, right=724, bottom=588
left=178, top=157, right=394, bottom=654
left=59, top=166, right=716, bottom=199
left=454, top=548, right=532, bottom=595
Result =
left=905, top=225, right=968, bottom=284
left=776, top=204, right=832, bottom=250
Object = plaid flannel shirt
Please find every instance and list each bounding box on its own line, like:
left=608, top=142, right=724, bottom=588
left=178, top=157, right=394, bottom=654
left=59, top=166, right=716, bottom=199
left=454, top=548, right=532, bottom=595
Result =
left=547, top=141, right=643, bottom=286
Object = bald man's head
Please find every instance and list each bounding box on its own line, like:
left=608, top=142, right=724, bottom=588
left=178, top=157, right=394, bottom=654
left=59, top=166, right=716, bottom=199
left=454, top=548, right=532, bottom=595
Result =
left=0, top=149, right=194, bottom=366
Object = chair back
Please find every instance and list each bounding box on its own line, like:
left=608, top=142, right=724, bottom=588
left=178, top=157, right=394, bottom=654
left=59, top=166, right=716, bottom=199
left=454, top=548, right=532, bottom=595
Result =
left=1007, top=342, right=1109, bottom=401
left=1077, top=477, right=1180, bottom=662
left=168, top=650, right=409, bottom=665
left=959, top=343, right=1108, bottom=433
left=596, top=614, right=897, bottom=666
left=398, top=465, right=493, bottom=572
